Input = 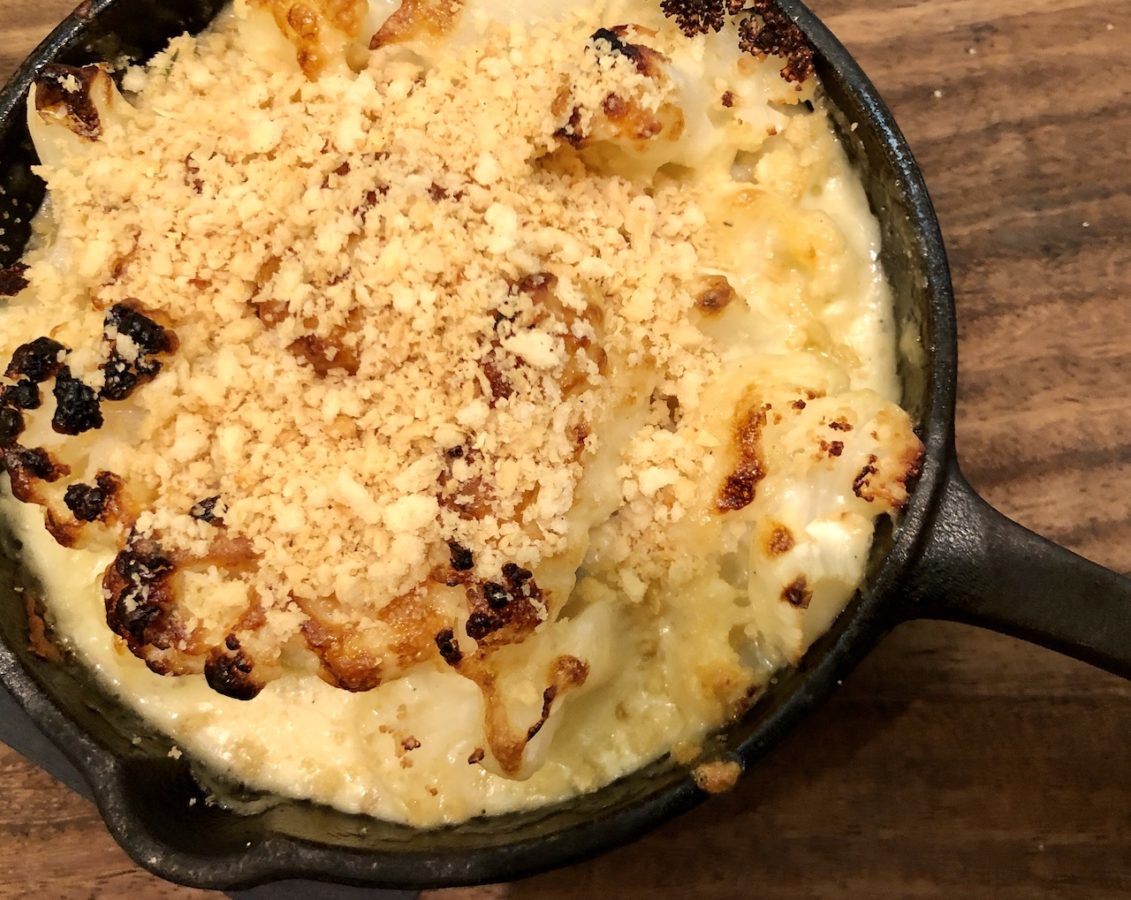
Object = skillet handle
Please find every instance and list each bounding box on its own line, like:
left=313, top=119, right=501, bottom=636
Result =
left=900, top=458, right=1131, bottom=678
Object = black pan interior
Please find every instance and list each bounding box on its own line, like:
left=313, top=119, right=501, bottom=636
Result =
left=0, top=0, right=955, bottom=889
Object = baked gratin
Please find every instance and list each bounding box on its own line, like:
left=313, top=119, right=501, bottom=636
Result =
left=0, top=0, right=922, bottom=824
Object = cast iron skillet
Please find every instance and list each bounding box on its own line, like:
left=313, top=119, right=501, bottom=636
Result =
left=0, top=0, right=1129, bottom=890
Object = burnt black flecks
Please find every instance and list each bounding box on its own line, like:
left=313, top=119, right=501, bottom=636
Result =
left=52, top=367, right=103, bottom=435
left=6, top=337, right=65, bottom=383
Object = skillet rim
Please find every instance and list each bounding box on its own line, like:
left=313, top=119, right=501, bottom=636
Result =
left=0, top=0, right=958, bottom=889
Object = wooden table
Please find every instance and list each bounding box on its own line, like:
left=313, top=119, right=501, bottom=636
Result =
left=2, top=1, right=1130, bottom=896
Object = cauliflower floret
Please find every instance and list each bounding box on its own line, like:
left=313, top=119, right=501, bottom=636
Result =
left=739, top=389, right=923, bottom=666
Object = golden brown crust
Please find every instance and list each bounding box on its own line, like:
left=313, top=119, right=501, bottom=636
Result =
left=254, top=0, right=368, bottom=78
left=466, top=652, right=589, bottom=775
left=853, top=436, right=923, bottom=512
left=369, top=0, right=464, bottom=50
left=33, top=64, right=106, bottom=140
left=691, top=758, right=742, bottom=794
left=3, top=446, right=68, bottom=504
left=4, top=6, right=912, bottom=775
left=717, top=402, right=768, bottom=512
left=695, top=275, right=737, bottom=315
left=554, top=27, right=684, bottom=150
left=100, top=533, right=266, bottom=691
left=525, top=655, right=589, bottom=742
left=102, top=538, right=187, bottom=674
left=591, top=27, right=667, bottom=79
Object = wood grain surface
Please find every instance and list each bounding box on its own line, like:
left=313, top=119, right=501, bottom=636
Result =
left=1, top=1, right=1130, bottom=897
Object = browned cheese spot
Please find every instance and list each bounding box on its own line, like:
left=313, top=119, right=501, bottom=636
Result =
left=189, top=495, right=224, bottom=525
left=691, top=759, right=743, bottom=794
left=525, top=655, right=590, bottom=742
left=191, top=534, right=259, bottom=571
left=602, top=92, right=628, bottom=119
left=384, top=588, right=455, bottom=673
left=47, top=471, right=126, bottom=548
left=299, top=600, right=385, bottom=692
left=590, top=26, right=667, bottom=78
left=480, top=355, right=513, bottom=405
left=717, top=403, right=769, bottom=512
left=901, top=443, right=926, bottom=509
left=721, top=89, right=736, bottom=108
left=556, top=30, right=682, bottom=148
left=370, top=0, right=464, bottom=50
left=253, top=0, right=367, bottom=78
left=101, top=301, right=179, bottom=402
left=855, top=441, right=925, bottom=511
left=569, top=420, right=591, bottom=460
left=852, top=453, right=879, bottom=502
left=554, top=106, right=587, bottom=149
left=34, top=65, right=107, bottom=140
left=44, top=510, right=79, bottom=548
left=781, top=575, right=812, bottom=609
left=437, top=442, right=494, bottom=520
left=102, top=533, right=266, bottom=687
left=469, top=653, right=589, bottom=776
left=764, top=522, right=795, bottom=557
left=818, top=438, right=844, bottom=458
left=287, top=308, right=364, bottom=377
left=695, top=275, right=737, bottom=314
left=64, top=470, right=123, bottom=523
left=6, top=337, right=66, bottom=384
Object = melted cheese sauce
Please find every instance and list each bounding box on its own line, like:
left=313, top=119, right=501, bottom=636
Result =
left=1, top=0, right=913, bottom=826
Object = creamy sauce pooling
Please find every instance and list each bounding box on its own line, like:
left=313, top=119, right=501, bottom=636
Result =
left=0, top=0, right=922, bottom=825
